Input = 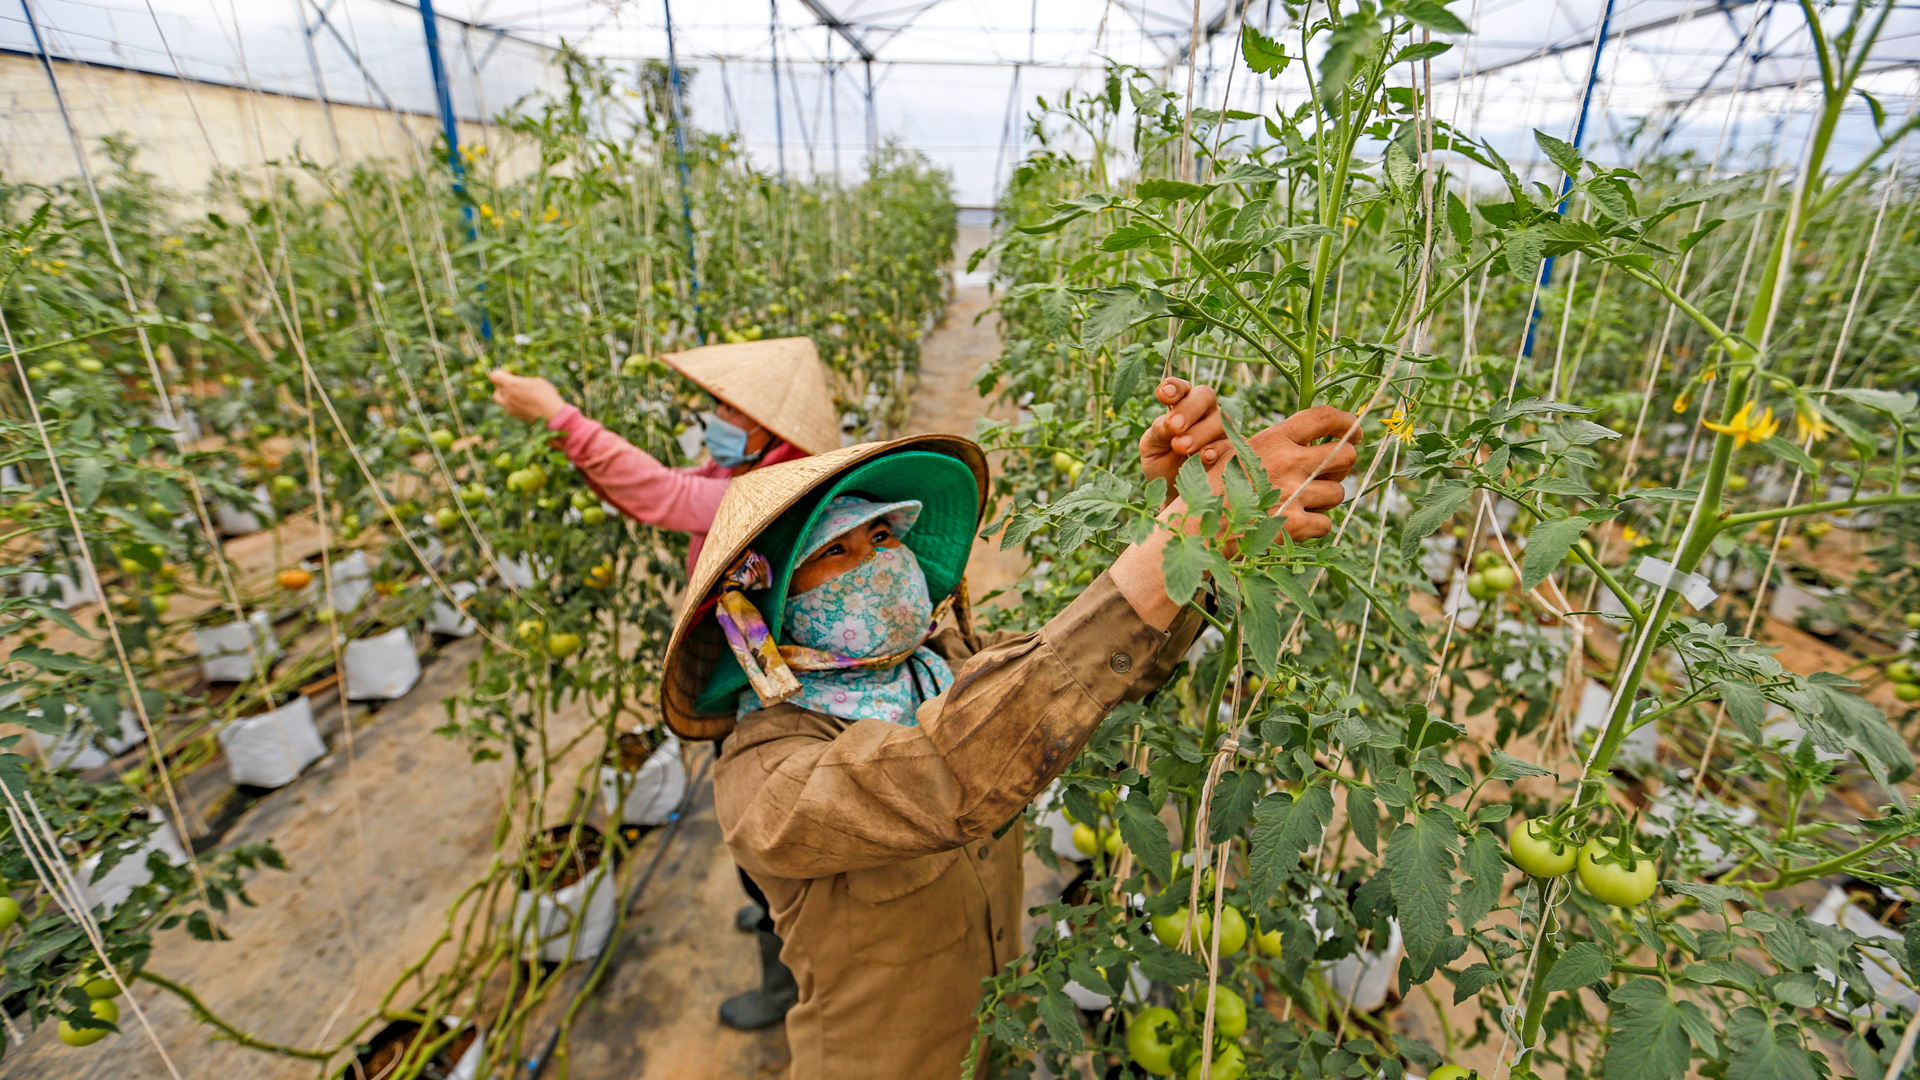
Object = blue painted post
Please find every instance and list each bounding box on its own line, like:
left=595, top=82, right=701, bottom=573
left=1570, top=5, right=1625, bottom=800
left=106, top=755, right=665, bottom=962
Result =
left=663, top=0, right=707, bottom=344
left=1520, top=0, right=1618, bottom=360
left=415, top=0, right=491, bottom=338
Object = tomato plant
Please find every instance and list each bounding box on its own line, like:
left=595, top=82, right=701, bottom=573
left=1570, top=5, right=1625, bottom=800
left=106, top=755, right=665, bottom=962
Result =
left=967, top=3, right=1920, bottom=1079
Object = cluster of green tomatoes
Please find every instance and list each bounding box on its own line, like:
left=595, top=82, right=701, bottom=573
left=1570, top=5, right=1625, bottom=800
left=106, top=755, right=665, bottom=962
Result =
left=1508, top=817, right=1659, bottom=907
left=1885, top=655, right=1920, bottom=704
left=1120, top=897, right=1283, bottom=1078
left=1463, top=550, right=1519, bottom=603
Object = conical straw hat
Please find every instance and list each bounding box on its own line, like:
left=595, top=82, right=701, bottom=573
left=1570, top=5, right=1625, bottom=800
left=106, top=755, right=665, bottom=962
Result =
left=662, top=337, right=842, bottom=456
left=662, top=433, right=988, bottom=740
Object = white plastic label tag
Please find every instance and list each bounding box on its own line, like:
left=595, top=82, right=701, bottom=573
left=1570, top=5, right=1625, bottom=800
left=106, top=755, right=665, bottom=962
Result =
left=1634, top=556, right=1718, bottom=610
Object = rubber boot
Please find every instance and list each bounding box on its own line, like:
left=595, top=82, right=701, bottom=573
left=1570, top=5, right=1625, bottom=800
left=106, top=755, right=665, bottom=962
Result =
left=735, top=902, right=765, bottom=933
left=719, top=929, right=798, bottom=1031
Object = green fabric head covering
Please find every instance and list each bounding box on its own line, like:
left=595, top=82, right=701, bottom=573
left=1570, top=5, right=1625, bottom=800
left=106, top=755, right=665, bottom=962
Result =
left=693, top=449, right=979, bottom=714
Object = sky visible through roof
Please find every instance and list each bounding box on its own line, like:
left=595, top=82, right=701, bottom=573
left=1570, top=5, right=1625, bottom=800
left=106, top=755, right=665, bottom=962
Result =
left=3, top=0, right=1917, bottom=203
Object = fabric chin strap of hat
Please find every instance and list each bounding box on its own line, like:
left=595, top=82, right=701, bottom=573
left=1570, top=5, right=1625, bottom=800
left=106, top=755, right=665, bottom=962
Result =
left=715, top=551, right=963, bottom=708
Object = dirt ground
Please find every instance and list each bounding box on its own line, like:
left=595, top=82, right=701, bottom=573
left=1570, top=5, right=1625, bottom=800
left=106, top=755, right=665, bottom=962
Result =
left=3, top=280, right=1022, bottom=1079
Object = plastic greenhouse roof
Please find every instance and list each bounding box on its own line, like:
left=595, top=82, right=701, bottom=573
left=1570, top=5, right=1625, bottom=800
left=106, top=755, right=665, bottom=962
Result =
left=4, top=0, right=1918, bottom=204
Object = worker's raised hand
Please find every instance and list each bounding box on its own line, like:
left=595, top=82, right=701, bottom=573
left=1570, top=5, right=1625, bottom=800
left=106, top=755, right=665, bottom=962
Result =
left=1140, top=378, right=1231, bottom=497
left=1237, top=405, right=1363, bottom=541
left=489, top=370, right=567, bottom=423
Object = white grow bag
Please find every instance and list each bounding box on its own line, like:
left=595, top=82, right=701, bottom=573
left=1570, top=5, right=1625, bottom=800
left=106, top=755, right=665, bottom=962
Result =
left=1304, top=886, right=1404, bottom=1014
left=1770, top=581, right=1842, bottom=635
left=1572, top=679, right=1658, bottom=769
left=219, top=695, right=326, bottom=788
left=598, top=733, right=687, bottom=826
left=78, top=815, right=190, bottom=916
left=426, top=580, right=480, bottom=637
left=512, top=864, right=617, bottom=963
left=19, top=565, right=99, bottom=609
left=327, top=550, right=373, bottom=615
left=1055, top=923, right=1151, bottom=1010
left=214, top=485, right=271, bottom=536
left=197, top=611, right=280, bottom=682
left=33, top=706, right=145, bottom=771
left=343, top=627, right=422, bottom=701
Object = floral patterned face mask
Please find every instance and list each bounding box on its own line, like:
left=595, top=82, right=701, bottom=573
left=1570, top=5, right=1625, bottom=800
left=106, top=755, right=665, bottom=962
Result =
left=762, top=541, right=953, bottom=726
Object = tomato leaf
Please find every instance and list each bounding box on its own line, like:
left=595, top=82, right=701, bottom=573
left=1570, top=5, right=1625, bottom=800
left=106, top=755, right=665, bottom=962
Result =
left=1451, top=962, right=1501, bottom=1004
left=1725, top=1008, right=1820, bottom=1080
left=1534, top=129, right=1583, bottom=178
left=1137, top=179, right=1215, bottom=202
left=1715, top=680, right=1768, bottom=742
left=1117, top=788, right=1174, bottom=882
left=1348, top=784, right=1379, bottom=854
left=1160, top=534, right=1208, bottom=606
left=1602, top=979, right=1693, bottom=1080
left=1207, top=769, right=1262, bottom=843
left=1247, top=783, right=1333, bottom=895
left=1385, top=808, right=1460, bottom=968
left=1522, top=509, right=1614, bottom=593
left=1542, top=941, right=1614, bottom=992
left=1401, top=479, right=1474, bottom=559
left=1240, top=22, right=1290, bottom=76
left=1455, top=828, right=1505, bottom=931
left=1400, top=0, right=1471, bottom=34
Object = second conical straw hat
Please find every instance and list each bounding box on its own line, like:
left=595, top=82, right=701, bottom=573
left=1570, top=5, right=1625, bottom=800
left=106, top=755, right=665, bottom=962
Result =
left=662, top=337, right=841, bottom=456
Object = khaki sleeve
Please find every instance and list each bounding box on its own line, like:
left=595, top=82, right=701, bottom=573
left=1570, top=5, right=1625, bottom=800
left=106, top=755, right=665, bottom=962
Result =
left=715, top=572, right=1203, bottom=880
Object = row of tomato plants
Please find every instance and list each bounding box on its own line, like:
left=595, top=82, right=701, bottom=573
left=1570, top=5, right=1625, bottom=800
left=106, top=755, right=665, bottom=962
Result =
left=971, top=5, right=1920, bottom=1080
left=0, top=52, right=956, bottom=1067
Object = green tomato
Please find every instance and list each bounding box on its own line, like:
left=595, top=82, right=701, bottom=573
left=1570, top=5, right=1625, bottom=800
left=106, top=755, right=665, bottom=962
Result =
left=1151, top=908, right=1208, bottom=952
left=1126, top=1007, right=1181, bottom=1076
left=1465, top=572, right=1494, bottom=602
left=1104, top=829, right=1123, bottom=857
left=1726, top=474, right=1749, bottom=491
left=1482, top=565, right=1517, bottom=593
left=1896, top=682, right=1920, bottom=703
left=521, top=465, right=548, bottom=492
left=271, top=475, right=299, bottom=496
left=1475, top=551, right=1501, bottom=571
left=1886, top=661, right=1916, bottom=684
left=1507, top=817, right=1576, bottom=878
left=516, top=619, right=543, bottom=643
left=1213, top=905, right=1247, bottom=956
left=571, top=490, right=599, bottom=510
left=77, top=358, right=104, bottom=373
left=461, top=484, right=487, bottom=506
left=506, top=469, right=531, bottom=493
left=429, top=428, right=455, bottom=450
left=1187, top=1044, right=1246, bottom=1080
left=1904, top=612, right=1920, bottom=630
left=494, top=452, right=516, bottom=471
left=1191, top=984, right=1247, bottom=1039
left=57, top=997, right=118, bottom=1047
left=1576, top=840, right=1659, bottom=907
left=1071, top=823, right=1099, bottom=856
left=547, top=632, right=582, bottom=658
left=41, top=359, right=65, bottom=375
left=1051, top=451, right=1078, bottom=473
left=82, top=976, right=122, bottom=1000
left=25, top=365, right=45, bottom=381
left=1253, top=922, right=1283, bottom=957
left=581, top=507, right=608, bottom=526
left=1429, top=1066, right=1478, bottom=1080
left=0, top=895, right=19, bottom=931
left=434, top=507, right=460, bottom=530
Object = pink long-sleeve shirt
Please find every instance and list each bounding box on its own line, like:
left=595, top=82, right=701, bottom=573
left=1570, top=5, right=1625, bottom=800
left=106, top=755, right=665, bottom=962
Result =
left=547, top=405, right=811, bottom=576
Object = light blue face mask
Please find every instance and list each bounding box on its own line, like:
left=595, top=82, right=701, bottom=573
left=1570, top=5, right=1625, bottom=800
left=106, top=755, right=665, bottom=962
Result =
left=702, top=412, right=762, bottom=468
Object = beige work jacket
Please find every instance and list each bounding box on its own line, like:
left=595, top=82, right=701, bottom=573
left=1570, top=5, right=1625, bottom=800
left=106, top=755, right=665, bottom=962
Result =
left=713, top=572, right=1202, bottom=1080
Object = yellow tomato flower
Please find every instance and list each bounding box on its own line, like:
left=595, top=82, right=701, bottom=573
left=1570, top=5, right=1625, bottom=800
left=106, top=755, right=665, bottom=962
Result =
left=1381, top=407, right=1416, bottom=443
left=1672, top=392, right=1690, bottom=413
left=1621, top=525, right=1643, bottom=546
left=1794, top=409, right=1835, bottom=444
left=1702, top=402, right=1780, bottom=448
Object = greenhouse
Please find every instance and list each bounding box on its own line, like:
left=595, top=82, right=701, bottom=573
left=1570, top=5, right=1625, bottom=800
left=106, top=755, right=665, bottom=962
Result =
left=1, top=0, right=1919, bottom=1077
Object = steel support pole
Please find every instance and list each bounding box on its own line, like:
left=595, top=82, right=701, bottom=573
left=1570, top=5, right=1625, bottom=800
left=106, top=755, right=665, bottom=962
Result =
left=1521, top=0, right=1618, bottom=360
left=770, top=0, right=788, bottom=180
left=664, top=0, right=707, bottom=344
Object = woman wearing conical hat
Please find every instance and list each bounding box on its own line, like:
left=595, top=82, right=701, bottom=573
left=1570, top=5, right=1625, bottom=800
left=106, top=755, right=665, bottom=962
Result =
left=490, top=336, right=841, bottom=1031
left=488, top=336, right=843, bottom=578
left=662, top=384, right=1362, bottom=1080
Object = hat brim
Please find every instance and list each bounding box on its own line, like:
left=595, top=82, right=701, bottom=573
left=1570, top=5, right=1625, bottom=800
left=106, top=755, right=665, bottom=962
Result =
left=794, top=497, right=924, bottom=567
left=663, top=434, right=988, bottom=740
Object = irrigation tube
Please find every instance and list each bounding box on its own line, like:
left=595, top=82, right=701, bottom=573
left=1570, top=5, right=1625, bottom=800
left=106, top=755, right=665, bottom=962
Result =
left=520, top=746, right=718, bottom=1079
left=1520, top=0, right=1619, bottom=360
